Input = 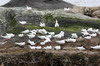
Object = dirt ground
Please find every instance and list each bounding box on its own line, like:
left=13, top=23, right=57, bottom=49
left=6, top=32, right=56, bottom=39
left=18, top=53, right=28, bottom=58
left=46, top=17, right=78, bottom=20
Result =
left=0, top=34, right=100, bottom=56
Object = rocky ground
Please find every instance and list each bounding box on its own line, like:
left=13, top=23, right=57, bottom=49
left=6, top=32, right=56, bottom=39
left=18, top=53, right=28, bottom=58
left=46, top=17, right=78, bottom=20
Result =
left=0, top=7, right=100, bottom=66
left=0, top=36, right=100, bottom=66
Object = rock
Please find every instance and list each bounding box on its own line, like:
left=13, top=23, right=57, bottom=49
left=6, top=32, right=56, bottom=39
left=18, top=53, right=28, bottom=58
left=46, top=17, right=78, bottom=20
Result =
left=2, top=0, right=73, bottom=10
left=93, top=10, right=100, bottom=18
left=16, top=13, right=42, bottom=26
left=76, top=38, right=85, bottom=42
left=72, top=6, right=100, bottom=18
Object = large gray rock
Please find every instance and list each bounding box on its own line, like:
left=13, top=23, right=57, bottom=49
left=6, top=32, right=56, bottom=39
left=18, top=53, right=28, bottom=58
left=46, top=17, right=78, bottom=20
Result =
left=2, top=0, right=73, bottom=10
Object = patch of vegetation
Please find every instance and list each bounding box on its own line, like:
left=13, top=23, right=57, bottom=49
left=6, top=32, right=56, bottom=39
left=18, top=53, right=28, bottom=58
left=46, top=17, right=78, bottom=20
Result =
left=43, top=13, right=54, bottom=22
left=7, top=26, right=25, bottom=34
left=25, top=25, right=90, bottom=32
left=5, top=9, right=17, bottom=27
left=43, top=13, right=100, bottom=28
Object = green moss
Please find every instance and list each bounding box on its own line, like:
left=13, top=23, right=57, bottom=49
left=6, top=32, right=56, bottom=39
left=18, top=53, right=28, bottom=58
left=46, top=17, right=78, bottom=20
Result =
left=66, top=25, right=89, bottom=32
left=5, top=9, right=17, bottom=27
left=43, top=13, right=54, bottom=22
left=25, top=25, right=90, bottom=32
left=7, top=26, right=25, bottom=34
left=43, top=13, right=100, bottom=23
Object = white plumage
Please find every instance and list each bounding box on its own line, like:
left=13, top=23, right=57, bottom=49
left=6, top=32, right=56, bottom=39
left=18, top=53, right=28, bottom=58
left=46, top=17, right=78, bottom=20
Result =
left=35, top=46, right=42, bottom=49
left=28, top=40, right=36, bottom=45
left=64, top=7, right=70, bottom=11
left=55, top=20, right=59, bottom=27
left=18, top=34, right=24, bottom=37
left=39, top=22, right=46, bottom=27
left=1, top=33, right=15, bottom=39
left=71, top=33, right=78, bottom=38
left=48, top=32, right=55, bottom=36
left=38, top=36, right=46, bottom=40
left=81, top=28, right=87, bottom=32
left=81, top=31, right=89, bottom=36
left=40, top=42, right=46, bottom=45
left=19, top=21, right=27, bottom=25
left=55, top=46, right=61, bottom=50
left=90, top=33, right=97, bottom=37
left=15, top=42, right=25, bottom=46
left=1, top=35, right=12, bottom=39
left=56, top=40, right=65, bottom=44
left=76, top=46, right=85, bottom=51
left=66, top=38, right=76, bottom=42
left=45, top=35, right=52, bottom=39
left=21, top=29, right=30, bottom=34
left=40, top=38, right=51, bottom=45
left=37, top=29, right=48, bottom=34
left=84, top=36, right=91, bottom=39
left=27, top=34, right=35, bottom=38
left=43, top=46, right=52, bottom=50
left=29, top=45, right=36, bottom=49
left=53, top=31, right=64, bottom=39
left=87, top=28, right=93, bottom=32
left=6, top=33, right=15, bottom=37
left=91, top=45, right=100, bottom=49
left=26, top=5, right=32, bottom=10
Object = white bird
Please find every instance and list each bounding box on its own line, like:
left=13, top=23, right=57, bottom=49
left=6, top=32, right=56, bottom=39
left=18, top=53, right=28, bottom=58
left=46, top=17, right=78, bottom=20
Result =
left=38, top=36, right=46, bottom=40
left=18, top=34, right=24, bottom=37
left=44, top=37, right=51, bottom=43
left=55, top=46, right=61, bottom=50
left=21, top=29, right=29, bottom=34
left=29, top=45, right=36, bottom=49
left=40, top=38, right=51, bottom=45
left=56, top=40, right=65, bottom=44
left=81, top=31, right=89, bottom=36
left=59, top=31, right=64, bottom=36
left=55, top=20, right=59, bottom=27
left=36, top=46, right=42, bottom=49
left=37, top=29, right=48, bottom=34
left=84, top=36, right=91, bottom=39
left=43, top=46, right=52, bottom=50
left=27, top=34, right=35, bottom=38
left=64, top=7, right=70, bottom=12
left=90, top=33, right=97, bottom=37
left=76, top=46, right=85, bottom=51
left=92, top=29, right=99, bottom=33
left=7, top=33, right=15, bottom=37
left=87, top=28, right=93, bottom=32
left=48, top=32, right=55, bottom=36
left=1, top=33, right=14, bottom=39
left=53, top=35, right=62, bottom=39
left=28, top=40, right=36, bottom=45
left=26, top=5, right=32, bottom=10
left=19, top=21, right=27, bottom=25
left=30, top=29, right=37, bottom=33
left=45, top=35, right=52, bottom=39
left=87, top=28, right=99, bottom=33
left=39, top=22, right=46, bottom=27
left=1, top=35, right=12, bottom=39
left=66, top=38, right=76, bottom=43
left=71, top=33, right=78, bottom=39
left=15, top=42, right=25, bottom=46
left=81, top=28, right=87, bottom=32
left=40, top=42, right=46, bottom=45
left=53, top=31, right=64, bottom=39
left=30, top=30, right=37, bottom=35
left=91, top=45, right=100, bottom=49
